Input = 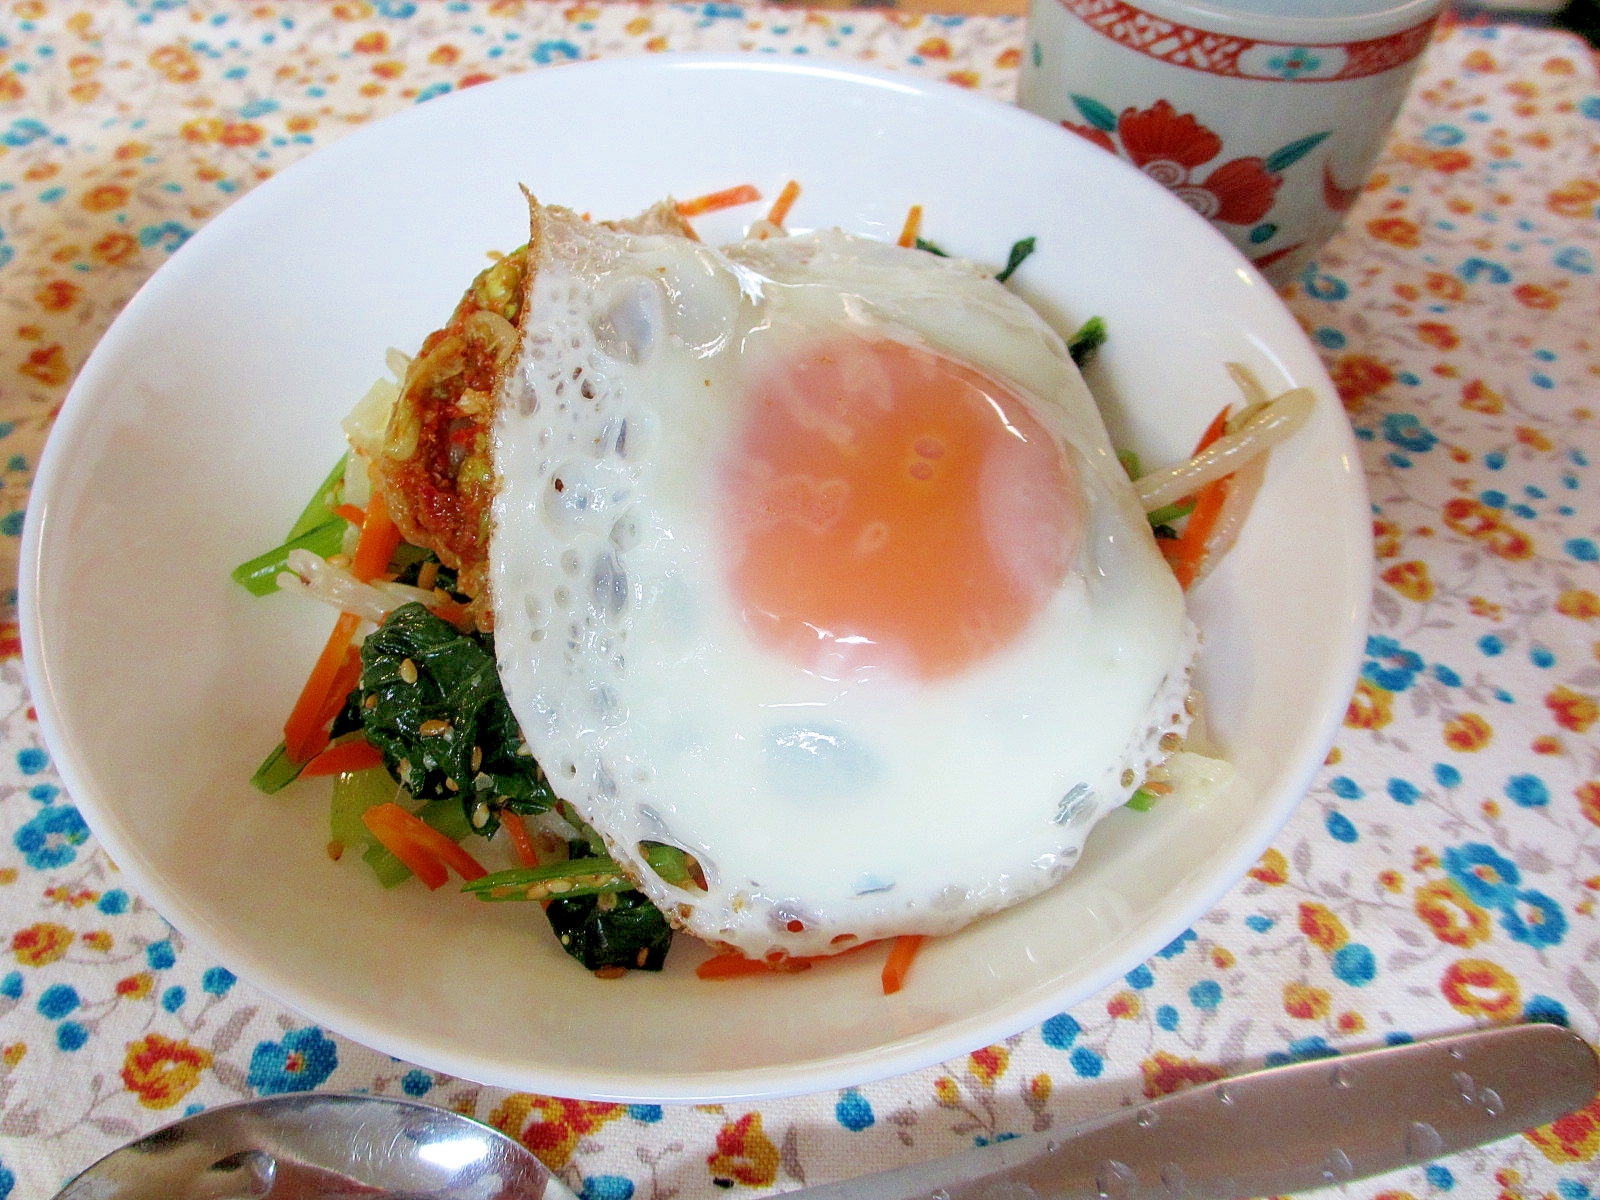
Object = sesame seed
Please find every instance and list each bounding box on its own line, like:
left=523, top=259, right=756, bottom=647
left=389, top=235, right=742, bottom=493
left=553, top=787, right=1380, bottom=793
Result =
left=445, top=778, right=460, bottom=793
left=399, top=658, right=419, bottom=685
left=471, top=746, right=483, bottom=772
left=547, top=879, right=572, bottom=894
left=1159, top=732, right=1184, bottom=753
left=1121, top=768, right=1136, bottom=788
left=470, top=801, right=490, bottom=829
left=419, top=718, right=451, bottom=737
left=635, top=947, right=649, bottom=967
left=363, top=694, right=379, bottom=710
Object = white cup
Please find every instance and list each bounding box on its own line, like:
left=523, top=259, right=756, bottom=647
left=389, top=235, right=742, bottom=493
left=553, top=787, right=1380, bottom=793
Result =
left=1018, top=0, right=1446, bottom=285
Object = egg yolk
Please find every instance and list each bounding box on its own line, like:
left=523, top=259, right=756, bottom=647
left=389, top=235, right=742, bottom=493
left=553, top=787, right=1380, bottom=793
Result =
left=726, top=332, right=1083, bottom=680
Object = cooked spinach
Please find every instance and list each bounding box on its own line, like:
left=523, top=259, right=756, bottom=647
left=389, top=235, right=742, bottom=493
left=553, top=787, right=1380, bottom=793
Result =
left=356, top=603, right=554, bottom=825
left=544, top=889, right=673, bottom=973
left=353, top=602, right=673, bottom=973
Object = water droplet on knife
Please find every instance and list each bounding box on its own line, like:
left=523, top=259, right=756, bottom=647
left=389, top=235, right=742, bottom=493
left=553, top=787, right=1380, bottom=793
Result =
left=1452, top=1070, right=1476, bottom=1105
left=1135, top=1107, right=1159, bottom=1129
left=1160, top=1162, right=1188, bottom=1195
left=1481, top=1087, right=1504, bottom=1118
left=1406, top=1121, right=1444, bottom=1160
left=1214, top=1083, right=1234, bottom=1107
left=1321, top=1149, right=1354, bottom=1183
left=1447, top=1045, right=1465, bottom=1061
left=1331, top=1065, right=1354, bottom=1090
left=1044, top=1141, right=1059, bottom=1155
left=1096, top=1160, right=1136, bottom=1200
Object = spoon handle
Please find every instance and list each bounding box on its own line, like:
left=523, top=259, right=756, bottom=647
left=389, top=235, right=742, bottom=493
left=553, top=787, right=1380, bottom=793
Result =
left=801, top=1023, right=1598, bottom=1200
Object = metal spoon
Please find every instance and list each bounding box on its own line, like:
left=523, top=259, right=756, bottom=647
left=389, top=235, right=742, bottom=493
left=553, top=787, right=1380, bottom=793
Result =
left=56, top=1022, right=1598, bottom=1200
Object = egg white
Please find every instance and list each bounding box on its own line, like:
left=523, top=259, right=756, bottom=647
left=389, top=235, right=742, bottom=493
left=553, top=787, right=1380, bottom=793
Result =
left=488, top=201, right=1197, bottom=960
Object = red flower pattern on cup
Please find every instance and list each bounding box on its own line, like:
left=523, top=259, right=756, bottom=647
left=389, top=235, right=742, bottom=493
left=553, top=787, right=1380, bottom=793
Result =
left=1063, top=100, right=1282, bottom=225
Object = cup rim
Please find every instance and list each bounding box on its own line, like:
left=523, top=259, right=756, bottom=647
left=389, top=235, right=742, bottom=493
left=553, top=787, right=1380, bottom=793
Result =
left=1052, top=0, right=1447, bottom=43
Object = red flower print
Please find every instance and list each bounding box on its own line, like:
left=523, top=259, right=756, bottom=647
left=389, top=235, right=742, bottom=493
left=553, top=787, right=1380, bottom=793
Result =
left=1073, top=100, right=1282, bottom=225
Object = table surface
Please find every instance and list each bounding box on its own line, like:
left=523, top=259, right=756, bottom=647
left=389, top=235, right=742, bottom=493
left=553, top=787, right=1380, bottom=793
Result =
left=2, top=3, right=1600, bottom=1199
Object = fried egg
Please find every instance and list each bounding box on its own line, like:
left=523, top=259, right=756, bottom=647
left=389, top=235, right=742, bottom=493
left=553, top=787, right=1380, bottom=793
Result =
left=488, top=200, right=1199, bottom=960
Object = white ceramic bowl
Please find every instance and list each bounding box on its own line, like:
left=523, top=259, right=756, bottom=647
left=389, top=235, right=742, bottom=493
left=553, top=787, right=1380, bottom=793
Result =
left=19, top=55, right=1369, bottom=1102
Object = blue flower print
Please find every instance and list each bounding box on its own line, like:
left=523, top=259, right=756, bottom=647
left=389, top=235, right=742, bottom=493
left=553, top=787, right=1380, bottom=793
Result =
left=1441, top=843, right=1519, bottom=907
left=1506, top=774, right=1550, bottom=808
left=579, top=1177, right=634, bottom=1200
left=247, top=1027, right=338, bottom=1094
left=1382, top=413, right=1437, bottom=454
left=1362, top=636, right=1424, bottom=692
left=14, top=804, right=89, bottom=869
left=1041, top=1013, right=1080, bottom=1049
left=1500, top=890, right=1567, bottom=948
left=835, top=1089, right=874, bottom=1131
left=1265, top=1036, right=1339, bottom=1067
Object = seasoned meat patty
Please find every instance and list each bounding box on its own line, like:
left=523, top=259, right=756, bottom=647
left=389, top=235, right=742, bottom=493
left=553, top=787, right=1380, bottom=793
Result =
left=372, top=199, right=697, bottom=614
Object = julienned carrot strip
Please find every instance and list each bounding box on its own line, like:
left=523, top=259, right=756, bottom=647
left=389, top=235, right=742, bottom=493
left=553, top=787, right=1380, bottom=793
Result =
left=766, top=179, right=801, bottom=227
left=897, top=204, right=923, bottom=249
left=1163, top=403, right=1238, bottom=590
left=362, top=802, right=488, bottom=886
left=314, top=646, right=364, bottom=730
left=501, top=810, right=540, bottom=868
left=1167, top=475, right=1233, bottom=590
left=350, top=489, right=402, bottom=582
left=361, top=803, right=449, bottom=889
left=880, top=934, right=924, bottom=995
left=302, top=738, right=385, bottom=777
left=695, top=939, right=884, bottom=981
left=333, top=503, right=366, bottom=526
left=284, top=611, right=362, bottom=764
left=676, top=184, right=762, bottom=218
left=696, top=953, right=813, bottom=979
left=1194, top=404, right=1232, bottom=455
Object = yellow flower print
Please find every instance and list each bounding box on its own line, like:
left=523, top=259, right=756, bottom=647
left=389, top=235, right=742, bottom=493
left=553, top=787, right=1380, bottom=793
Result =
left=487, top=1096, right=623, bottom=1171
left=1548, top=177, right=1600, bottom=219
left=1337, top=1010, right=1365, bottom=1034
left=12, top=922, right=73, bottom=966
left=934, top=1076, right=961, bottom=1107
left=1282, top=981, right=1331, bottom=1020
left=1557, top=588, right=1600, bottom=620
left=1140, top=1051, right=1224, bottom=1098
left=1414, top=879, right=1492, bottom=948
left=1372, top=515, right=1402, bottom=558
left=1248, top=846, right=1289, bottom=885
left=148, top=44, right=201, bottom=83
left=1298, top=902, right=1348, bottom=952
left=708, top=1112, right=780, bottom=1189
left=1526, top=1093, right=1600, bottom=1163
left=1381, top=560, right=1434, bottom=602
left=1460, top=378, right=1504, bottom=414
left=1440, top=958, right=1519, bottom=1019
left=1345, top=679, right=1394, bottom=730
left=1443, top=712, right=1493, bottom=752
left=968, top=1044, right=1010, bottom=1086
left=1578, top=781, right=1600, bottom=828
left=2, top=1043, right=24, bottom=1068
left=121, top=1034, right=212, bottom=1110
left=1106, top=991, right=1141, bottom=1020
left=1545, top=685, right=1597, bottom=733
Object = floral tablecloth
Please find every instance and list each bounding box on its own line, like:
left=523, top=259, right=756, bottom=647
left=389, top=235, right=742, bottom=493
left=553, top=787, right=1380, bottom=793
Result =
left=2, top=3, right=1599, bottom=1198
